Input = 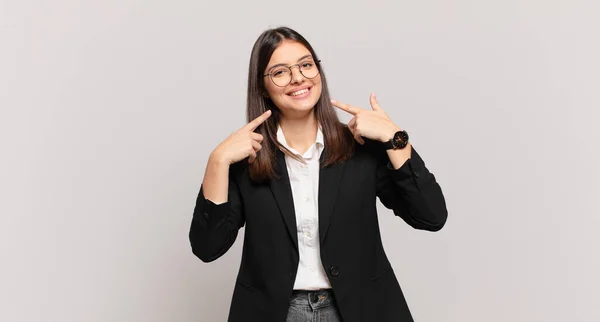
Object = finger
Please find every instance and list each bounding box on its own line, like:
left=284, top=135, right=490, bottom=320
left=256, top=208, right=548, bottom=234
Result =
left=247, top=149, right=257, bottom=163
left=331, top=99, right=360, bottom=115
left=347, top=118, right=363, bottom=144
left=251, top=132, right=264, bottom=142
left=246, top=110, right=272, bottom=131
left=353, top=132, right=365, bottom=145
left=353, top=129, right=364, bottom=145
left=251, top=140, right=262, bottom=152
left=369, top=92, right=383, bottom=112
left=348, top=116, right=357, bottom=131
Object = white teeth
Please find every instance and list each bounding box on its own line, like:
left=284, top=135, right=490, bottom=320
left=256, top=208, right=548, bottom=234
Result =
left=291, top=88, right=309, bottom=96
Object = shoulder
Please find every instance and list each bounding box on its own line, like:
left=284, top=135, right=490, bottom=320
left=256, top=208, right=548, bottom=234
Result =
left=358, top=138, right=387, bottom=156
left=331, top=128, right=386, bottom=171
left=228, top=159, right=250, bottom=183
left=355, top=138, right=388, bottom=163
left=333, top=122, right=387, bottom=162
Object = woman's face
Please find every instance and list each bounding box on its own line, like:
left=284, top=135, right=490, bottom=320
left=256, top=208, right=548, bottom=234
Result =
left=263, top=40, right=322, bottom=117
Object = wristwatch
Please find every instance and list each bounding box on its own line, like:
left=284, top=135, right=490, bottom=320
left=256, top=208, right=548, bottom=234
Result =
left=383, top=130, right=410, bottom=150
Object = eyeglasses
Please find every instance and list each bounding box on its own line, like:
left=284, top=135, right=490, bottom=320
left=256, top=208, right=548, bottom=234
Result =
left=263, top=59, right=321, bottom=87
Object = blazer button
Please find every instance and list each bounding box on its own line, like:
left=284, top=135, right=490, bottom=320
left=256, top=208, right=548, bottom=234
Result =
left=203, top=212, right=209, bottom=219
left=330, top=266, right=339, bottom=277
left=413, top=171, right=420, bottom=178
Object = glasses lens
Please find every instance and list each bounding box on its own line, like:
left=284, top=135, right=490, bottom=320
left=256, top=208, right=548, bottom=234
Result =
left=300, top=61, right=319, bottom=79
left=271, top=67, right=291, bottom=87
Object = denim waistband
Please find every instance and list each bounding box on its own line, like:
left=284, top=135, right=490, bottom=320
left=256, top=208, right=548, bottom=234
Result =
left=290, top=289, right=336, bottom=310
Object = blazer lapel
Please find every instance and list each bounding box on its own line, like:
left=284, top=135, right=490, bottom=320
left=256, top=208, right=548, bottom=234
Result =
left=270, top=150, right=299, bottom=251
left=318, top=153, right=346, bottom=244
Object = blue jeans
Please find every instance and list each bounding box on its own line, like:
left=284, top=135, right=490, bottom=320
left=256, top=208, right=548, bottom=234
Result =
left=286, top=289, right=343, bottom=322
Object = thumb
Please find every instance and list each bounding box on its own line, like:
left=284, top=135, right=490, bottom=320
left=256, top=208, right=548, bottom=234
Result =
left=369, top=92, right=383, bottom=111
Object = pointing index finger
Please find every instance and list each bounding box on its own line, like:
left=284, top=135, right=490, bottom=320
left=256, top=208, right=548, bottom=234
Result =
left=246, top=109, right=272, bottom=131
left=331, top=99, right=360, bottom=115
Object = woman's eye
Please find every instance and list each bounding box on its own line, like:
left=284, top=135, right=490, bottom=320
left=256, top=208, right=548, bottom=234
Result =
left=272, top=69, right=286, bottom=77
left=302, top=62, right=314, bottom=68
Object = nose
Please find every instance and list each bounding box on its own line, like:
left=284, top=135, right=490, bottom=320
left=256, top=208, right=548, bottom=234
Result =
left=289, top=65, right=304, bottom=84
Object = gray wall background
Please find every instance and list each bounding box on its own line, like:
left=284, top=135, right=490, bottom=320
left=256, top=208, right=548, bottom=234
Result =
left=1, top=0, right=599, bottom=321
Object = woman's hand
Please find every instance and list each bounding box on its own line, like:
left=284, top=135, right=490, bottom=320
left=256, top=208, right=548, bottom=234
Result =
left=211, top=110, right=272, bottom=165
left=331, top=93, right=401, bottom=145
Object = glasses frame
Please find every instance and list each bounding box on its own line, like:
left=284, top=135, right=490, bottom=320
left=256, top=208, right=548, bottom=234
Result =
left=263, top=59, right=322, bottom=87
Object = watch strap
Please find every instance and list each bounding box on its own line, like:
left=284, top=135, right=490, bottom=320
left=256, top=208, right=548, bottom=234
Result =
left=383, top=140, right=395, bottom=150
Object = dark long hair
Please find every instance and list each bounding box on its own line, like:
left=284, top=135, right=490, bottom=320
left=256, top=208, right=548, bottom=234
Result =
left=246, top=26, right=354, bottom=183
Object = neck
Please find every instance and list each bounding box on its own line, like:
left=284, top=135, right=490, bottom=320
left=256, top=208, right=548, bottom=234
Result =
left=279, top=112, right=319, bottom=155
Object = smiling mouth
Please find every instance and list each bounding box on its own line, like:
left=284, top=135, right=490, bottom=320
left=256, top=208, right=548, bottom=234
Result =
left=288, top=87, right=312, bottom=97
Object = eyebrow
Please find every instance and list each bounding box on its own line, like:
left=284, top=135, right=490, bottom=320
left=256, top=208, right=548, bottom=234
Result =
left=266, top=54, right=314, bottom=71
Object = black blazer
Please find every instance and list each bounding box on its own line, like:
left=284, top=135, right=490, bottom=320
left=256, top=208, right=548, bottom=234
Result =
left=189, top=132, right=448, bottom=322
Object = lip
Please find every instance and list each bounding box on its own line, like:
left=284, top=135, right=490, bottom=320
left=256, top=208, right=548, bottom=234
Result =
left=286, top=86, right=313, bottom=99
left=286, top=85, right=312, bottom=95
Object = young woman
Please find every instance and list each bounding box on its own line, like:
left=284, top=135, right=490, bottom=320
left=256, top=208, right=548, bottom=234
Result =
left=190, top=26, right=448, bottom=322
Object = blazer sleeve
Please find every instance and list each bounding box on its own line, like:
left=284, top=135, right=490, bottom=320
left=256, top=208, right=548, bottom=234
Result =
left=189, top=164, right=245, bottom=262
left=375, top=143, right=448, bottom=231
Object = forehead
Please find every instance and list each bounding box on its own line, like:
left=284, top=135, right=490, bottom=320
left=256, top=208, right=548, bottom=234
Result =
left=268, top=41, right=312, bottom=65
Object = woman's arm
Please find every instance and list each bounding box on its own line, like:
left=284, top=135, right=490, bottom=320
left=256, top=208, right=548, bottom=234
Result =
left=189, top=156, right=245, bottom=263
left=189, top=110, right=271, bottom=262
left=330, top=94, right=447, bottom=231
left=375, top=143, right=448, bottom=231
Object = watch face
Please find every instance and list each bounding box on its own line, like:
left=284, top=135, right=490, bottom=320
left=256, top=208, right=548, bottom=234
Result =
left=393, top=131, right=409, bottom=148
